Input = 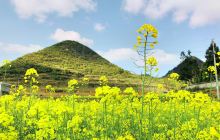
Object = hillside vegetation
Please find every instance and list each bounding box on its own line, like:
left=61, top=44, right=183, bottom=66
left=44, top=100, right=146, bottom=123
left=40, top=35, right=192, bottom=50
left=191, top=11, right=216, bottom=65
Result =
left=166, top=56, right=204, bottom=82
left=0, top=41, right=142, bottom=88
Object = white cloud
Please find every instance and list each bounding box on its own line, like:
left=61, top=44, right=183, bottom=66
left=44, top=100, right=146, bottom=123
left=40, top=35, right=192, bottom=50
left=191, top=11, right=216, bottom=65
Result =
left=11, top=0, right=96, bottom=22
left=94, top=23, right=106, bottom=32
left=97, top=48, right=179, bottom=66
left=122, top=0, right=220, bottom=27
left=151, top=49, right=179, bottom=65
left=51, top=28, right=94, bottom=46
left=97, top=48, right=137, bottom=62
left=0, top=42, right=43, bottom=54
left=122, top=0, right=145, bottom=14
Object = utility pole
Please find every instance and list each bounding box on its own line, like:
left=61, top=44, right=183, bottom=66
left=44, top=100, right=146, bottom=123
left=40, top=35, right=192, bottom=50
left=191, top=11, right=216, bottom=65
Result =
left=212, top=39, right=220, bottom=99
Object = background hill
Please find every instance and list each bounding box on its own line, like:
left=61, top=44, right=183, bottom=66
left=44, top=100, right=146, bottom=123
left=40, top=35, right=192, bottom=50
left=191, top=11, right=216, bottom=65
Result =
left=0, top=41, right=142, bottom=89
left=166, top=56, right=204, bottom=82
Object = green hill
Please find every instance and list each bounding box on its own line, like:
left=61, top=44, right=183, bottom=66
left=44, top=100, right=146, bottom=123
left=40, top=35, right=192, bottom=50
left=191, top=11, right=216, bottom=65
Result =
left=0, top=40, right=140, bottom=88
left=166, top=56, right=204, bottom=81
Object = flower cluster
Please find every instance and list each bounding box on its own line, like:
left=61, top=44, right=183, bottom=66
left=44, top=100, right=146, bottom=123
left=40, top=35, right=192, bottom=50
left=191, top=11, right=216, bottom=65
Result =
left=168, top=72, right=180, bottom=80
left=208, top=65, right=216, bottom=74
left=45, top=85, right=55, bottom=93
left=146, top=56, right=158, bottom=67
left=1, top=85, right=220, bottom=140
left=82, top=77, right=89, bottom=85
left=134, top=24, right=158, bottom=49
left=99, top=76, right=108, bottom=85
left=24, top=68, right=39, bottom=84
left=137, top=24, right=158, bottom=38
left=0, top=89, right=219, bottom=139
left=67, top=79, right=78, bottom=93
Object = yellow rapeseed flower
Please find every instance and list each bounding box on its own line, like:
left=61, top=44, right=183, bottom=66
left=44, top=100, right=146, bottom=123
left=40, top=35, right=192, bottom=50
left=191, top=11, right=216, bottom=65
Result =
left=208, top=66, right=216, bottom=74
left=146, top=56, right=158, bottom=66
left=169, top=72, right=180, bottom=80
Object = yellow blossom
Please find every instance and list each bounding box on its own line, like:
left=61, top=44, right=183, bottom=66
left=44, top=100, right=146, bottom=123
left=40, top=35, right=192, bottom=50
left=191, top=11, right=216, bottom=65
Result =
left=146, top=56, right=158, bottom=66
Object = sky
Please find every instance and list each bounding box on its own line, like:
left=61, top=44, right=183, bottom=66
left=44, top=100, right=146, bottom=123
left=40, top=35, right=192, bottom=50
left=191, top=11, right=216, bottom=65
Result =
left=1, top=0, right=220, bottom=77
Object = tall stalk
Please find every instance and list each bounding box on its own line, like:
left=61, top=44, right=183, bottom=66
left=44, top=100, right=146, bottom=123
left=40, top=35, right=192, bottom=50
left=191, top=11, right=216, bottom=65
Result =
left=134, top=24, right=158, bottom=139
left=140, top=37, right=147, bottom=138
left=3, top=67, right=7, bottom=82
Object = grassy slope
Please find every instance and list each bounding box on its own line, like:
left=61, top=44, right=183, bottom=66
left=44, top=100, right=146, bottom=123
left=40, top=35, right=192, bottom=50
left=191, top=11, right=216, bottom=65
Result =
left=0, top=41, right=143, bottom=88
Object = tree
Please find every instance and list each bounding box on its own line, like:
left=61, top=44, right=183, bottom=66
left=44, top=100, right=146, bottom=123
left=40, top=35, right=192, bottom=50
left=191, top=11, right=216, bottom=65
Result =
left=180, top=50, right=192, bottom=61
left=204, top=41, right=220, bottom=74
left=180, top=51, right=186, bottom=60
left=187, top=50, right=191, bottom=56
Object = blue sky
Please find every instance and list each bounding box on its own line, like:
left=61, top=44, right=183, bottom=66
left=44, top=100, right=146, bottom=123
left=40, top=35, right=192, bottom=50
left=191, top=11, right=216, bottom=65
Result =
left=1, top=0, right=220, bottom=76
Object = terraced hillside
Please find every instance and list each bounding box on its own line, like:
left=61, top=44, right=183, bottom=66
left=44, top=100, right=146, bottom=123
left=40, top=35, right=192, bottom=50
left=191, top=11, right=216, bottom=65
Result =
left=0, top=40, right=141, bottom=88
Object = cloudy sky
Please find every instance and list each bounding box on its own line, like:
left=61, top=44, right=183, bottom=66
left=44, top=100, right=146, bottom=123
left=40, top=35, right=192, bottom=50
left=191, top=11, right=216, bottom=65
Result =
left=1, top=0, right=220, bottom=76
